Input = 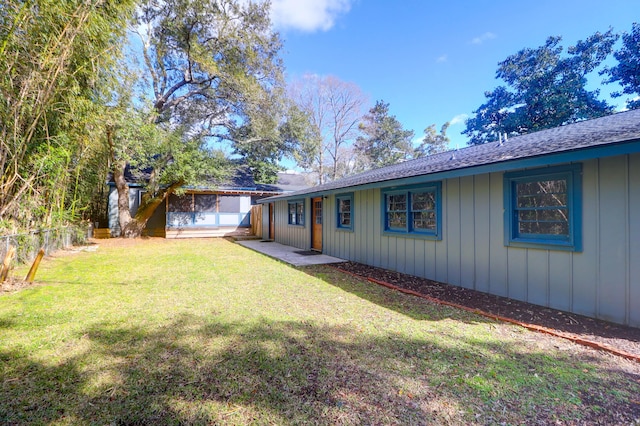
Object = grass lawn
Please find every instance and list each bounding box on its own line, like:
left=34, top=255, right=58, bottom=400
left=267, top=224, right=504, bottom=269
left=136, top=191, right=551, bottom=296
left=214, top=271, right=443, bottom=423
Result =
left=1, top=238, right=638, bottom=425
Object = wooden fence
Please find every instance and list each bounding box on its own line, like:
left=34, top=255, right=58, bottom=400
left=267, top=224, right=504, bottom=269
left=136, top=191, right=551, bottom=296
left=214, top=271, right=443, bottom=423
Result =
left=250, top=205, right=262, bottom=237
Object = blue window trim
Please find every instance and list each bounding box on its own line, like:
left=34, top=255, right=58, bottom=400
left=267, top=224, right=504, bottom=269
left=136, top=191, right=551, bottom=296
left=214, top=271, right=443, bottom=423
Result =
left=503, top=164, right=582, bottom=251
left=381, top=182, right=442, bottom=240
left=287, top=199, right=305, bottom=226
left=335, top=192, right=354, bottom=231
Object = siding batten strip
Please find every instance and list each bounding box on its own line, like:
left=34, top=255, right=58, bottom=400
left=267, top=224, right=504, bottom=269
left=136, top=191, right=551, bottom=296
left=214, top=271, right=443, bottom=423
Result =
left=625, top=155, right=630, bottom=325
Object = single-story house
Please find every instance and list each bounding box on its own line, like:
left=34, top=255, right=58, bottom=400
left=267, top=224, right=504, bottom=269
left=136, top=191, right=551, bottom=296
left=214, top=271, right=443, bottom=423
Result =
left=258, top=109, right=640, bottom=327
left=108, top=167, right=310, bottom=238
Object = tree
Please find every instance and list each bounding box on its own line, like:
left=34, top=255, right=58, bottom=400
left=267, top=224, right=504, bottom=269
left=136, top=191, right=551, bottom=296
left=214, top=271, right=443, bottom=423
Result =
left=603, top=22, right=640, bottom=110
left=354, top=100, right=414, bottom=169
left=110, top=0, right=288, bottom=236
left=0, top=0, right=135, bottom=233
left=106, top=105, right=230, bottom=237
left=134, top=0, right=286, bottom=163
left=415, top=122, right=450, bottom=157
left=289, top=74, right=367, bottom=184
left=464, top=31, right=618, bottom=145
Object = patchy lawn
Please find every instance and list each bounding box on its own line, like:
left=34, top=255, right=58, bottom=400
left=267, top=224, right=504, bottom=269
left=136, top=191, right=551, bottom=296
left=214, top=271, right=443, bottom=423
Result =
left=0, top=238, right=638, bottom=425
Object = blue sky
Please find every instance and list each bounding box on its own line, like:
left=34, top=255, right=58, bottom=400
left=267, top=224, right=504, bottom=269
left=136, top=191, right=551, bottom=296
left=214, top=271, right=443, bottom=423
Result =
left=270, top=0, right=639, bottom=150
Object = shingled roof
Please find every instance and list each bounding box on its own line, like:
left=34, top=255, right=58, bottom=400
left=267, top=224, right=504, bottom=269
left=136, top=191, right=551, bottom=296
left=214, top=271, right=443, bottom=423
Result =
left=266, top=108, right=640, bottom=200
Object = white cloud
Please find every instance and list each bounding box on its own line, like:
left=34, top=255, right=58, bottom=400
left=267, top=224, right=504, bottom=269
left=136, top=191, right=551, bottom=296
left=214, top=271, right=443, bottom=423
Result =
left=436, top=54, right=448, bottom=63
left=270, top=0, right=353, bottom=32
left=471, top=32, right=497, bottom=45
left=450, top=114, right=469, bottom=125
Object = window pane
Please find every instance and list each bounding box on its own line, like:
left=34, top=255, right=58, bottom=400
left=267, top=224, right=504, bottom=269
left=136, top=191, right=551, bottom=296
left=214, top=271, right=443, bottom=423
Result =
left=387, top=194, right=406, bottom=211
left=411, top=191, right=435, bottom=211
left=168, top=194, right=192, bottom=212
left=515, top=178, right=569, bottom=236
left=338, top=197, right=351, bottom=228
left=517, top=180, right=567, bottom=208
left=194, top=194, right=217, bottom=212
left=388, top=212, right=407, bottom=229
left=518, top=208, right=568, bottom=222
left=315, top=201, right=322, bottom=225
left=517, top=193, right=567, bottom=208
left=288, top=203, right=296, bottom=224
left=517, top=180, right=567, bottom=196
left=218, top=196, right=240, bottom=213
left=519, top=220, right=569, bottom=236
left=412, top=211, right=436, bottom=230
left=297, top=202, right=304, bottom=225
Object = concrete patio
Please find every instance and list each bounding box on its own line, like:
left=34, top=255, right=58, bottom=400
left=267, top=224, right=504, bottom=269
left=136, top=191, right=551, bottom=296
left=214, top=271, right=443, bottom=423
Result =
left=236, top=240, right=345, bottom=266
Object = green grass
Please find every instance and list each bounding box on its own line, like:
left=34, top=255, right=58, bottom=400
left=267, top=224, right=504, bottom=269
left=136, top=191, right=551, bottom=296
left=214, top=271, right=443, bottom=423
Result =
left=0, top=238, right=638, bottom=425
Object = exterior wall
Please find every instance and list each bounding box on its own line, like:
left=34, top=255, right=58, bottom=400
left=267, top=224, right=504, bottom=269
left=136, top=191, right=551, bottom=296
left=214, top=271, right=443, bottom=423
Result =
left=108, top=186, right=143, bottom=237
left=321, top=155, right=640, bottom=327
left=261, top=203, right=270, bottom=240
left=271, top=199, right=311, bottom=250
left=108, top=189, right=252, bottom=238
left=144, top=199, right=167, bottom=237
left=166, top=194, right=252, bottom=230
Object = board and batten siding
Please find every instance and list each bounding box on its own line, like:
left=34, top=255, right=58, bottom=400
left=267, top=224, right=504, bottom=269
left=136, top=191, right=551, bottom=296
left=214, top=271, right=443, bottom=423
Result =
left=322, top=155, right=640, bottom=327
left=260, top=202, right=270, bottom=240
left=266, top=199, right=311, bottom=249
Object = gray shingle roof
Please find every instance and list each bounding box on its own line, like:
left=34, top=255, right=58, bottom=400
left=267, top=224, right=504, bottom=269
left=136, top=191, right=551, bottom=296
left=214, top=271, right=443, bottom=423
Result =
left=269, top=109, right=640, bottom=199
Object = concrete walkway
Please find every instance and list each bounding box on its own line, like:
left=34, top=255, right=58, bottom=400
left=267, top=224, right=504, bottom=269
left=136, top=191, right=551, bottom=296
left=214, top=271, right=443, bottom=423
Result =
left=236, top=240, right=345, bottom=266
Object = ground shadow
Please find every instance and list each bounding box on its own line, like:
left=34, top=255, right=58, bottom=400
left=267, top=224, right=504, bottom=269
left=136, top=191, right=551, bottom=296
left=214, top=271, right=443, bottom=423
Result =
left=306, top=262, right=640, bottom=348
left=298, top=263, right=494, bottom=325
left=1, top=313, right=638, bottom=424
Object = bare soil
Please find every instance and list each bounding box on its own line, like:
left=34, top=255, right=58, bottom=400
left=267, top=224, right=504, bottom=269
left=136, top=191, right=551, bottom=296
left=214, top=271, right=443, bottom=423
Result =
left=335, top=261, right=640, bottom=360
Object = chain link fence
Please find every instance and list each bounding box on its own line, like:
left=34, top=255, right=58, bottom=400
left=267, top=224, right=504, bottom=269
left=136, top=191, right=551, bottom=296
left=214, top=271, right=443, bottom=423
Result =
left=0, top=225, right=89, bottom=265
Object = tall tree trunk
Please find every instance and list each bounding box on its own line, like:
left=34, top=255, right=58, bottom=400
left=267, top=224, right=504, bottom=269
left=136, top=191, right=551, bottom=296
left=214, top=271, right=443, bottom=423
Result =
left=112, top=162, right=135, bottom=237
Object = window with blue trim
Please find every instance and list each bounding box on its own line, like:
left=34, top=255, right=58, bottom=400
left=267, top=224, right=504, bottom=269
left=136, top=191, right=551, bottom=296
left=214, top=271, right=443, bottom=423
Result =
left=504, top=164, right=582, bottom=251
left=288, top=200, right=305, bottom=226
left=336, top=194, right=353, bottom=230
left=383, top=183, right=441, bottom=238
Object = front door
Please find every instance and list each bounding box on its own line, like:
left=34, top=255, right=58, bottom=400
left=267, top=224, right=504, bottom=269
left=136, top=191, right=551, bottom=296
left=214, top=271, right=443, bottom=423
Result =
left=268, top=203, right=275, bottom=240
left=311, top=197, right=322, bottom=251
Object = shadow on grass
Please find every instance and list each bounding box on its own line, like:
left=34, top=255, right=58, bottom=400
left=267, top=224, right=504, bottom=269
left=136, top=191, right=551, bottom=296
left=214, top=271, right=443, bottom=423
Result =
left=303, top=263, right=640, bottom=347
left=2, top=314, right=638, bottom=425
left=299, top=264, right=494, bottom=325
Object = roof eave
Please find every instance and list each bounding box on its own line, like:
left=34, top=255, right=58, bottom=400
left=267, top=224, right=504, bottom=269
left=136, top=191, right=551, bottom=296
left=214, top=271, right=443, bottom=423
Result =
left=259, top=138, right=640, bottom=202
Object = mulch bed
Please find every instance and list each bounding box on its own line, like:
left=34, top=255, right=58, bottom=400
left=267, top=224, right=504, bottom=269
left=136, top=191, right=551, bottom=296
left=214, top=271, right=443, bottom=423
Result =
left=334, top=261, right=640, bottom=360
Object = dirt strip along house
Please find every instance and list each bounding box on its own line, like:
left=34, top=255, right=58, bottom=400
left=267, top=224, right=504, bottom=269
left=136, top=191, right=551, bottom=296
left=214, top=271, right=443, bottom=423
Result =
left=258, top=109, right=640, bottom=327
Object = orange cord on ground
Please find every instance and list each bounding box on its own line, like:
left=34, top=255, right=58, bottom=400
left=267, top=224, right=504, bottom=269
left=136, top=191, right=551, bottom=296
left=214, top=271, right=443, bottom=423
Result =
left=330, top=265, right=640, bottom=364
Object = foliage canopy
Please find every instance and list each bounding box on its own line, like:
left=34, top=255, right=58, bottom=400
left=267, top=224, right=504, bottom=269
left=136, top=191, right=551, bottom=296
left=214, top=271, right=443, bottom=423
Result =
left=463, top=31, right=618, bottom=145
left=603, top=22, right=640, bottom=110
left=354, top=100, right=415, bottom=168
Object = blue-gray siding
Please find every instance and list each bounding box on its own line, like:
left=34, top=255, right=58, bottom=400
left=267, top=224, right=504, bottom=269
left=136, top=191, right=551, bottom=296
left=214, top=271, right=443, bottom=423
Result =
left=266, top=155, right=640, bottom=327
left=261, top=199, right=311, bottom=249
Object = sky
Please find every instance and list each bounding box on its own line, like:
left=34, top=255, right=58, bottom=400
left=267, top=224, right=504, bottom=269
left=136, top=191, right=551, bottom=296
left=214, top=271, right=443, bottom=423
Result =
left=270, top=0, right=639, bottom=150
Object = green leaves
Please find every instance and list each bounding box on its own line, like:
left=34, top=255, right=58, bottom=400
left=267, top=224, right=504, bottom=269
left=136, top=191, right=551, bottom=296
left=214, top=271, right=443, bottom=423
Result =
left=355, top=100, right=415, bottom=168
left=130, top=0, right=288, bottom=186
left=464, top=31, right=618, bottom=145
left=415, top=122, right=450, bottom=157
left=0, top=0, right=136, bottom=232
left=603, top=22, right=640, bottom=110
left=135, top=0, right=285, bottom=142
